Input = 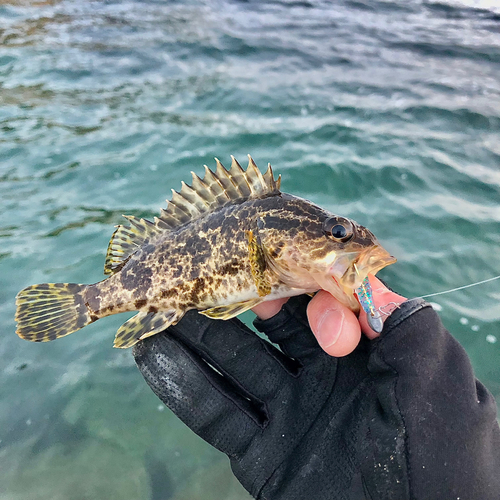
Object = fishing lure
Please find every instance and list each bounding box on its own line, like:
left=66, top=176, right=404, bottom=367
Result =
left=356, top=276, right=383, bottom=333
left=356, top=274, right=500, bottom=334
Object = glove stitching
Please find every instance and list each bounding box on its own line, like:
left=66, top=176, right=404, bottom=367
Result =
left=376, top=302, right=449, bottom=500
left=202, top=320, right=304, bottom=428
left=256, top=372, right=374, bottom=500
left=220, top=317, right=303, bottom=378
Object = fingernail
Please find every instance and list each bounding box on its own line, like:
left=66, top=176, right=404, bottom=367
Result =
left=315, top=307, right=344, bottom=348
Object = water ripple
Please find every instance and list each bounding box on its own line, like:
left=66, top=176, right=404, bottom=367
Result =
left=1, top=0, right=500, bottom=498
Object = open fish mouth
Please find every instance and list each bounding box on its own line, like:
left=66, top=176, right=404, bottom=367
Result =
left=334, top=245, right=396, bottom=301
left=319, top=245, right=396, bottom=312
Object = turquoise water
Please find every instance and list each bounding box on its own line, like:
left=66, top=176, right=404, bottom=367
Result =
left=1, top=0, right=500, bottom=498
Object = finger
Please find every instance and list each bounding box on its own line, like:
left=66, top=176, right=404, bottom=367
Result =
left=252, top=297, right=289, bottom=320
left=253, top=295, right=326, bottom=360
left=306, top=290, right=361, bottom=357
left=166, top=310, right=296, bottom=402
left=358, top=275, right=407, bottom=339
left=134, top=332, right=261, bottom=457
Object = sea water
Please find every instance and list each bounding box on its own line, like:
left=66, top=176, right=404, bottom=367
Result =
left=1, top=0, right=499, bottom=498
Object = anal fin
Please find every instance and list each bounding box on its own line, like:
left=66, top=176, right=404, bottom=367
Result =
left=114, top=310, right=180, bottom=348
left=199, top=298, right=263, bottom=320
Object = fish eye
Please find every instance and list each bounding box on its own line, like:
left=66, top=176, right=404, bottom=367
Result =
left=331, top=224, right=348, bottom=239
left=324, top=217, right=354, bottom=243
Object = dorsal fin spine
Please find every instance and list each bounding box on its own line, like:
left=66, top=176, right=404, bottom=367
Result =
left=229, top=156, right=251, bottom=197
left=155, top=156, right=281, bottom=230
left=190, top=172, right=214, bottom=205
left=203, top=165, right=231, bottom=206
left=230, top=155, right=244, bottom=173
left=170, top=189, right=200, bottom=218
left=158, top=208, right=183, bottom=228
left=180, top=180, right=210, bottom=211
left=246, top=154, right=267, bottom=194
left=123, top=215, right=157, bottom=233
left=262, top=164, right=272, bottom=190
left=214, top=158, right=241, bottom=199
left=154, top=216, right=171, bottom=230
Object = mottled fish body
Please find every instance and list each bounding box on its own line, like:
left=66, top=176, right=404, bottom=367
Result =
left=16, top=156, right=396, bottom=348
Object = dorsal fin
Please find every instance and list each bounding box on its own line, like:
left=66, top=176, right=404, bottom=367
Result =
left=105, top=156, right=281, bottom=275
left=104, top=216, right=161, bottom=276
left=156, top=155, right=281, bottom=229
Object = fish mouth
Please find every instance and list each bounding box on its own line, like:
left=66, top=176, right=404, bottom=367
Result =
left=338, top=245, right=397, bottom=293
left=319, top=245, right=396, bottom=311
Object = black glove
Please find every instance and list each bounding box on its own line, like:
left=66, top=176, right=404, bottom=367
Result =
left=133, top=296, right=500, bottom=500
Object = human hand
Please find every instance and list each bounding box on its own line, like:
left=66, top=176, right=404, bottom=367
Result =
left=134, top=294, right=369, bottom=500
left=134, top=282, right=500, bottom=499
left=133, top=278, right=407, bottom=500
left=252, top=275, right=407, bottom=357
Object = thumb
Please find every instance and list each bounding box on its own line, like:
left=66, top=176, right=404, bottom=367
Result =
left=306, top=291, right=362, bottom=357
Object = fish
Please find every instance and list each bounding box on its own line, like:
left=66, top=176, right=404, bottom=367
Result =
left=15, top=155, right=396, bottom=348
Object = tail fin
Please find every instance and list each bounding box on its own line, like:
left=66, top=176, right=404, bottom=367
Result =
left=15, top=283, right=92, bottom=342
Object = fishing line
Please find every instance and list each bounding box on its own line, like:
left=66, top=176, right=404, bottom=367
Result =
left=415, top=274, right=500, bottom=299
left=373, top=274, right=500, bottom=317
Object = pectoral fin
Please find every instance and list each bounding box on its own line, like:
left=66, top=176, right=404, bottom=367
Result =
left=114, top=310, right=180, bottom=348
left=246, top=230, right=272, bottom=297
left=199, top=298, right=263, bottom=320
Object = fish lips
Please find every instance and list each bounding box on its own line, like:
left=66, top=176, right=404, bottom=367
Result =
left=338, top=245, right=397, bottom=291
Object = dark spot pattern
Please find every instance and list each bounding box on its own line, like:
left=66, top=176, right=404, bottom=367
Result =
left=120, top=266, right=152, bottom=295
left=161, top=289, right=177, bottom=299
left=188, top=277, right=206, bottom=303
left=219, top=261, right=240, bottom=276
left=135, top=299, right=147, bottom=309
left=70, top=190, right=382, bottom=348
left=84, top=287, right=101, bottom=313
